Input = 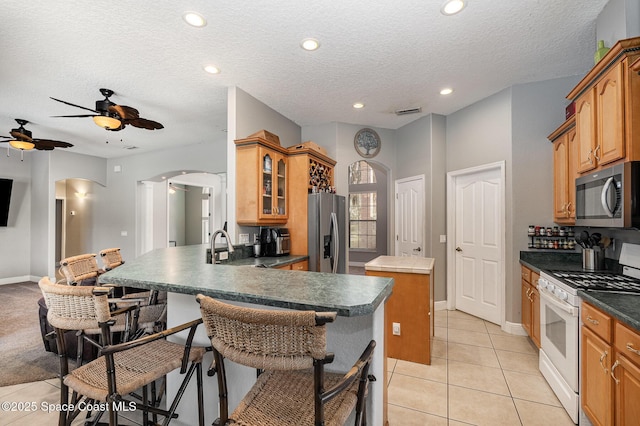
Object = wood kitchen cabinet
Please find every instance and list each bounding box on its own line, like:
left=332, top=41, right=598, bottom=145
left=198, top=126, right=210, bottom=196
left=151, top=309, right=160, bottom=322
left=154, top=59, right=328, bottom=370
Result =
left=273, top=259, right=308, bottom=271
left=520, top=266, right=540, bottom=348
left=235, top=137, right=289, bottom=226
left=285, top=147, right=336, bottom=256
left=581, top=301, right=640, bottom=426
left=567, top=37, right=640, bottom=175
left=549, top=118, right=577, bottom=223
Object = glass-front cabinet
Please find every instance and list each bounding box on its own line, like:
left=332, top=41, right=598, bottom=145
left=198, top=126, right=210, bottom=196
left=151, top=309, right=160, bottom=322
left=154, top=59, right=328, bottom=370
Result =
left=235, top=138, right=288, bottom=225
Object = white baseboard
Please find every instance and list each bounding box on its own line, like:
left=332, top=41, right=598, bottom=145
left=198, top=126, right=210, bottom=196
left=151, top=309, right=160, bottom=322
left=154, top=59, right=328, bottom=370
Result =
left=504, top=321, right=528, bottom=336
left=0, top=275, right=34, bottom=285
left=434, top=300, right=447, bottom=311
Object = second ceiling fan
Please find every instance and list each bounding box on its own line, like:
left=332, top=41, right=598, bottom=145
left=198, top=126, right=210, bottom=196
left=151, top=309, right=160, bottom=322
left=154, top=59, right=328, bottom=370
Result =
left=51, top=88, right=164, bottom=131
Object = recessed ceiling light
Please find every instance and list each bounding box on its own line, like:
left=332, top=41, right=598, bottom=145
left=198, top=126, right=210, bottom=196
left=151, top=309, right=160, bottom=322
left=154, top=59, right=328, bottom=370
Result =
left=440, top=87, right=454, bottom=95
left=183, top=12, right=207, bottom=27
left=353, top=102, right=365, bottom=109
left=204, top=65, right=221, bottom=74
left=301, top=38, right=320, bottom=51
left=441, top=0, right=467, bottom=15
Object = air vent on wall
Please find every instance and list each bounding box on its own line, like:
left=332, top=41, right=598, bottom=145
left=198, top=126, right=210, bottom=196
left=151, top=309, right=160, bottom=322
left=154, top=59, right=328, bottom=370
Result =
left=395, top=107, right=422, bottom=116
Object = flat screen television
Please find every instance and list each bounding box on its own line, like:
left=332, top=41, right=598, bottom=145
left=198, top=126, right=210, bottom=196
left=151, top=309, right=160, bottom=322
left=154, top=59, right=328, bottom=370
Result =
left=0, top=178, right=13, bottom=227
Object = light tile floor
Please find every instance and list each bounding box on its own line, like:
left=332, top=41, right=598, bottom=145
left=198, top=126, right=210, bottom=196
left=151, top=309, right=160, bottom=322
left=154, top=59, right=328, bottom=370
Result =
left=0, top=309, right=576, bottom=425
left=387, top=309, right=576, bottom=425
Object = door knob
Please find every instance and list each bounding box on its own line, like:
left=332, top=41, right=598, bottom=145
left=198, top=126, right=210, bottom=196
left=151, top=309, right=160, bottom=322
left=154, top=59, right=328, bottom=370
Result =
left=456, top=247, right=462, bottom=252
left=413, top=247, right=422, bottom=252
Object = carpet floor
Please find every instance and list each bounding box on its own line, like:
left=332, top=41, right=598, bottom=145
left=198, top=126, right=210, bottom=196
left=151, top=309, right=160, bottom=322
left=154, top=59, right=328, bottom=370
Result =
left=0, top=281, right=59, bottom=386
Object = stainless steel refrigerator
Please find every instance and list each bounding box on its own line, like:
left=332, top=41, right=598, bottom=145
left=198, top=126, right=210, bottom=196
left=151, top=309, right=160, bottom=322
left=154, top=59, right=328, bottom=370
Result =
left=308, top=193, right=346, bottom=273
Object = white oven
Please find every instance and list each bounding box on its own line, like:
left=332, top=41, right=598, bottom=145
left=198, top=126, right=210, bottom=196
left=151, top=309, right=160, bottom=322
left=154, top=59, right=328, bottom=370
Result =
left=537, top=276, right=580, bottom=423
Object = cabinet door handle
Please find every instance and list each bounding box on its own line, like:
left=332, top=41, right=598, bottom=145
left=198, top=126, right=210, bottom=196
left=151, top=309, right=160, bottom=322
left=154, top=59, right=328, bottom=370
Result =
left=611, top=359, right=620, bottom=385
left=627, top=343, right=640, bottom=356
left=586, top=315, right=599, bottom=325
left=588, top=150, right=593, bottom=165
left=594, top=145, right=601, bottom=161
left=599, top=350, right=608, bottom=373
left=566, top=202, right=572, bottom=217
left=456, top=247, right=462, bottom=252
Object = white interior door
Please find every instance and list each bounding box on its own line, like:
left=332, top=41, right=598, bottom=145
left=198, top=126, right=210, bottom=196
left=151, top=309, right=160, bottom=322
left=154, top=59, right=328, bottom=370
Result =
left=450, top=165, right=503, bottom=324
left=395, top=176, right=424, bottom=257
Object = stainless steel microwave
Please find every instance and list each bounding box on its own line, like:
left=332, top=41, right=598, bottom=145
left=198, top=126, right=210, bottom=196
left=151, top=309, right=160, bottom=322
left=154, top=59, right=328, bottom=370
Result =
left=575, top=161, right=640, bottom=228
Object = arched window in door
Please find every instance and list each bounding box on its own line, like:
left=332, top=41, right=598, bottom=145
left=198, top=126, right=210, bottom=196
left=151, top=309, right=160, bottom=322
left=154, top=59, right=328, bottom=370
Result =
left=348, top=160, right=388, bottom=264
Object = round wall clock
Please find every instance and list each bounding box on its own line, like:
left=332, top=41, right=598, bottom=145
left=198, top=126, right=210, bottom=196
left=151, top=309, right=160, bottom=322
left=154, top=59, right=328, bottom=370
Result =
left=354, top=128, right=381, bottom=158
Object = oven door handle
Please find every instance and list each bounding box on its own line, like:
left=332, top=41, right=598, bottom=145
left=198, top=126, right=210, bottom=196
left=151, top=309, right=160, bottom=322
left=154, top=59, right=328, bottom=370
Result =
left=539, top=288, right=579, bottom=316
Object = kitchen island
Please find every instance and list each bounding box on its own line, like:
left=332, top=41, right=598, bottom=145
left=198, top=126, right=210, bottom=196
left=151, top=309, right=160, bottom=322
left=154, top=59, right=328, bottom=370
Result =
left=100, top=244, right=394, bottom=425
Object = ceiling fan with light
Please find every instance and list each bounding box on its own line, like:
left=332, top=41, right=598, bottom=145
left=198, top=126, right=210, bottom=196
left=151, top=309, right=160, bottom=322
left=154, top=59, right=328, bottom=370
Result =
left=51, top=88, right=164, bottom=131
left=1, top=119, right=74, bottom=160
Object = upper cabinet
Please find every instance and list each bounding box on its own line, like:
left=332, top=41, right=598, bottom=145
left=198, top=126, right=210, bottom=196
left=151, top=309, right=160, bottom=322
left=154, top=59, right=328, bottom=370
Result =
left=567, top=37, right=640, bottom=174
left=550, top=118, right=577, bottom=223
left=235, top=137, right=289, bottom=225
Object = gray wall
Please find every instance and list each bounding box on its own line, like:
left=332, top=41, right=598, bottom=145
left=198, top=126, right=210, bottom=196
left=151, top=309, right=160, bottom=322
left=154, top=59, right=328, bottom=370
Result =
left=0, top=152, right=32, bottom=283
left=227, top=87, right=302, bottom=240
left=597, top=0, right=640, bottom=46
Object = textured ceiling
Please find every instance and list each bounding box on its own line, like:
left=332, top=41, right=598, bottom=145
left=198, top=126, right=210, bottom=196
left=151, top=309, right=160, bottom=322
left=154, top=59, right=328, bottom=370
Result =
left=0, top=0, right=608, bottom=159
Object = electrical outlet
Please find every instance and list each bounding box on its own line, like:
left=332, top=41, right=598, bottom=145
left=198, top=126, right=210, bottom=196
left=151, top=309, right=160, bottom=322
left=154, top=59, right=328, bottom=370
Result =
left=219, top=251, right=229, bottom=261
left=239, top=233, right=249, bottom=244
left=440, top=235, right=447, bottom=243
left=392, top=322, right=401, bottom=336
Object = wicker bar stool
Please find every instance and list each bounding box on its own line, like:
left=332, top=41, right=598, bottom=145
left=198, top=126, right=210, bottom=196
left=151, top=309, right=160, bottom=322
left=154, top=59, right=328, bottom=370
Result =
left=39, top=276, right=206, bottom=426
left=197, top=294, right=376, bottom=426
left=98, top=247, right=125, bottom=271
left=58, top=253, right=104, bottom=286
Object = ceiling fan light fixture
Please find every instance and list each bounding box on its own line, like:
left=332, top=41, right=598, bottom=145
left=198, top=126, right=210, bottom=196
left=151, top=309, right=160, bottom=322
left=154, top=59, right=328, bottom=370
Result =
left=9, top=140, right=35, bottom=150
left=183, top=12, right=207, bottom=27
left=93, top=115, right=122, bottom=130
left=441, top=0, right=467, bottom=15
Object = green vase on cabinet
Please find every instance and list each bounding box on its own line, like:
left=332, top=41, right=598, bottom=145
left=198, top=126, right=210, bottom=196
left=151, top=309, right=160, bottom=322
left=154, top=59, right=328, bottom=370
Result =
left=594, top=40, right=610, bottom=64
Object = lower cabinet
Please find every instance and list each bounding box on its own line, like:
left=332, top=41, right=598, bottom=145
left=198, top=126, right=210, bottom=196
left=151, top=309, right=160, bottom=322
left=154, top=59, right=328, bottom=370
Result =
left=521, top=266, right=540, bottom=348
left=582, top=301, right=640, bottom=426
left=273, top=259, right=308, bottom=271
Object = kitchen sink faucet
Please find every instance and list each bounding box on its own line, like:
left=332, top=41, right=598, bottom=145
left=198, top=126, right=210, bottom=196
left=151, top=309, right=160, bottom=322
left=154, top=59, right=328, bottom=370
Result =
left=211, top=229, right=235, bottom=254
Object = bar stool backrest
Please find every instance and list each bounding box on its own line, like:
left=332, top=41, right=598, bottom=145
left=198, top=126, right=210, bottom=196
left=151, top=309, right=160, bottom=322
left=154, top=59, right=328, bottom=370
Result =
left=99, top=248, right=124, bottom=271
left=59, top=253, right=103, bottom=286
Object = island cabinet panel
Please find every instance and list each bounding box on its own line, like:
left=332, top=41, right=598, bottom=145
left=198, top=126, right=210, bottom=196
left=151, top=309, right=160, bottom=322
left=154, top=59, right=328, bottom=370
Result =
left=366, top=268, right=434, bottom=365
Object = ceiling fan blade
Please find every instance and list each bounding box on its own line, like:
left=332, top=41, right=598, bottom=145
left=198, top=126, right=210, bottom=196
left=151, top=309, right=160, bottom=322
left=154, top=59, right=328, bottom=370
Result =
left=109, top=104, right=139, bottom=120
left=126, top=117, right=164, bottom=130
left=50, top=97, right=98, bottom=114
left=32, top=139, right=74, bottom=148
left=51, top=114, right=98, bottom=118
left=9, top=130, right=33, bottom=141
left=0, top=135, right=11, bottom=139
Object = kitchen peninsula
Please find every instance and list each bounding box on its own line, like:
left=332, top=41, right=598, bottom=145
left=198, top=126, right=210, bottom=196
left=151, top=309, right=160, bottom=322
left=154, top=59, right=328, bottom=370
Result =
left=100, top=244, right=394, bottom=425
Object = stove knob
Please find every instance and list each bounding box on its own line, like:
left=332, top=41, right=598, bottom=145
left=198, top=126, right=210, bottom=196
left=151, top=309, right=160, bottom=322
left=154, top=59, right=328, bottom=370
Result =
left=554, top=288, right=568, bottom=301
left=538, top=279, right=547, bottom=289
left=546, top=283, right=555, bottom=292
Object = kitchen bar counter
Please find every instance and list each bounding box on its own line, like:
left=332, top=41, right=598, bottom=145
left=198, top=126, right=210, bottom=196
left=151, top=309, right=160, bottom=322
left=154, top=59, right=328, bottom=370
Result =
left=100, top=244, right=392, bottom=425
left=100, top=244, right=393, bottom=316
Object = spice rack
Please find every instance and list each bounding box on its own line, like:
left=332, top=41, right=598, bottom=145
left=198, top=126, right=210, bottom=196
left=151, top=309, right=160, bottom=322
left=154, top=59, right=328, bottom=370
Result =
left=527, top=225, right=576, bottom=250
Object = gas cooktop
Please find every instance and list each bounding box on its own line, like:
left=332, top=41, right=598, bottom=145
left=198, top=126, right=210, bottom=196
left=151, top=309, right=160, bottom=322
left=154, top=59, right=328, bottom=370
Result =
left=547, top=270, right=640, bottom=294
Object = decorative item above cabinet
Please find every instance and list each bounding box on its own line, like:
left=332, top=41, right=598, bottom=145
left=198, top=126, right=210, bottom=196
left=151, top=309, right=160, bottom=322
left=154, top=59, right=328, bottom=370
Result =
left=566, top=37, right=640, bottom=174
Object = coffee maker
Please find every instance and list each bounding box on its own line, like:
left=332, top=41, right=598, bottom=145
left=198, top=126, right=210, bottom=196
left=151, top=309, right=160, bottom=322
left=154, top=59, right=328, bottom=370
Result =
left=259, top=227, right=291, bottom=257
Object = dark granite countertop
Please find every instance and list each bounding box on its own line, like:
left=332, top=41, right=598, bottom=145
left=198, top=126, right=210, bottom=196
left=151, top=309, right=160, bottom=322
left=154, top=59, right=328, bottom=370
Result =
left=520, top=251, right=638, bottom=331
left=100, top=245, right=393, bottom=317
left=579, top=290, right=640, bottom=331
